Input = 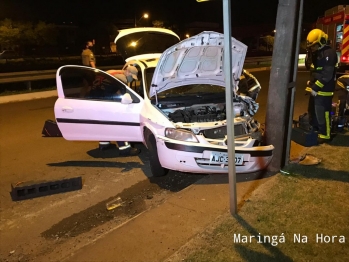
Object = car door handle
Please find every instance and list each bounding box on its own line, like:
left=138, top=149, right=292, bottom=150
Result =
left=62, top=106, right=74, bottom=113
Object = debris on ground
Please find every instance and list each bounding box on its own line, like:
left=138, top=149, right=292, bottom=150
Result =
left=289, top=154, right=322, bottom=165
left=106, top=197, right=124, bottom=211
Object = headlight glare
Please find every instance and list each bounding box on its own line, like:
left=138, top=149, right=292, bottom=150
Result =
left=165, top=128, right=198, bottom=143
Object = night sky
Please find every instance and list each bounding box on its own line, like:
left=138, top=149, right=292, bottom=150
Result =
left=0, top=0, right=347, bottom=26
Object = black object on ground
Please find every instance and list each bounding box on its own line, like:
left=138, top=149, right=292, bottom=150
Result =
left=10, top=177, right=83, bottom=201
left=291, top=116, right=318, bottom=147
left=42, top=119, right=62, bottom=137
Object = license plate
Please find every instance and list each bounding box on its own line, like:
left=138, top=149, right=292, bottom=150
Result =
left=210, top=152, right=244, bottom=165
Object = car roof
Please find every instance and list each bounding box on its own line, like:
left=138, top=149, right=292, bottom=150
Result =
left=125, top=57, right=160, bottom=69
left=114, top=27, right=179, bottom=42
left=114, top=27, right=180, bottom=61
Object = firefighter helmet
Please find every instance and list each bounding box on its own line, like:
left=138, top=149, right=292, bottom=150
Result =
left=306, top=29, right=328, bottom=49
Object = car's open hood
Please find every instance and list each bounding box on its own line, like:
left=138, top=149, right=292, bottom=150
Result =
left=149, top=31, right=247, bottom=98
left=114, top=27, right=180, bottom=61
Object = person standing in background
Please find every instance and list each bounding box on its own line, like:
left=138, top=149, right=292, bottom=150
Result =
left=81, top=41, right=96, bottom=68
left=335, top=74, right=349, bottom=117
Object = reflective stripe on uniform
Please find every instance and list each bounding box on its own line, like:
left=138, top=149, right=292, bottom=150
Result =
left=317, top=91, right=333, bottom=96
left=318, top=111, right=331, bottom=140
left=325, top=111, right=331, bottom=139
left=305, top=87, right=313, bottom=92
left=337, top=81, right=346, bottom=89
left=319, top=134, right=331, bottom=139
left=315, top=80, right=324, bottom=88
left=305, top=87, right=333, bottom=96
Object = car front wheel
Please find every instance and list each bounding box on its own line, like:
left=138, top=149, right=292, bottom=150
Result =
left=145, top=130, right=169, bottom=177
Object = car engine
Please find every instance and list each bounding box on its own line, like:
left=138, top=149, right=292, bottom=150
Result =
left=167, top=96, right=259, bottom=124
left=162, top=97, right=262, bottom=141
left=168, top=105, right=227, bottom=123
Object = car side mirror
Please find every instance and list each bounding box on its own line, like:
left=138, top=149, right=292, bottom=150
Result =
left=121, top=93, right=133, bottom=104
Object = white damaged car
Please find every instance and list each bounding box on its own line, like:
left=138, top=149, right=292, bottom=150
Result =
left=54, top=28, right=274, bottom=177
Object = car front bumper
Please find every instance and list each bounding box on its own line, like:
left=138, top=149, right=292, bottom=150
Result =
left=156, top=136, right=274, bottom=174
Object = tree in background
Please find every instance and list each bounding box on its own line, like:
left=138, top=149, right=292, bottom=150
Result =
left=0, top=19, right=20, bottom=48
left=0, top=19, right=58, bottom=55
left=34, top=21, right=58, bottom=46
left=259, top=35, right=274, bottom=51
left=152, top=20, right=164, bottom=28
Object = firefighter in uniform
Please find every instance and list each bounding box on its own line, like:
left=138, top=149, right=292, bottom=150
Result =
left=335, top=74, right=349, bottom=117
left=305, top=29, right=338, bottom=142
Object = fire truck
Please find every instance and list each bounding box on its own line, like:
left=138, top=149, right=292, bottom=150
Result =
left=305, top=5, right=349, bottom=76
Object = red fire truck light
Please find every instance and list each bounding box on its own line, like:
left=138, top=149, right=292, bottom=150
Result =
left=341, top=55, right=349, bottom=62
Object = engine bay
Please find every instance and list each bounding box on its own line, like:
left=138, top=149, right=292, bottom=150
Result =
left=153, top=71, right=263, bottom=142
left=165, top=103, right=227, bottom=123
left=161, top=97, right=258, bottom=124
left=158, top=100, right=262, bottom=141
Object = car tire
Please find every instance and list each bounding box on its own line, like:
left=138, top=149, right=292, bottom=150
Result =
left=145, top=130, right=169, bottom=177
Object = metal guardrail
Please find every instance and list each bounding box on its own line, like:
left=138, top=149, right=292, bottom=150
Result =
left=244, top=56, right=272, bottom=64
left=0, top=65, right=123, bottom=90
left=244, top=54, right=306, bottom=65
left=0, top=55, right=306, bottom=90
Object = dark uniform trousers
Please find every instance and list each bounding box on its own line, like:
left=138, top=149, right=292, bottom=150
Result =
left=308, top=95, right=332, bottom=138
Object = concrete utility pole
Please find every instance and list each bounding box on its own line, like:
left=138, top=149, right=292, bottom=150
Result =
left=285, top=0, right=304, bottom=166
left=265, top=0, right=303, bottom=172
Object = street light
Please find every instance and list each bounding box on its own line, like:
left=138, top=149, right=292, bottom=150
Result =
left=135, top=13, right=149, bottom=27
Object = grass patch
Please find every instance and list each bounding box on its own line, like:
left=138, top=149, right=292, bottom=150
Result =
left=169, top=133, right=349, bottom=262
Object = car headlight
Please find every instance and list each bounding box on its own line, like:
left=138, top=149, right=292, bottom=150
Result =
left=165, top=128, right=199, bottom=143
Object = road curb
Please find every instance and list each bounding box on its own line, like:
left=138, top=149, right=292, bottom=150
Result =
left=0, top=90, right=57, bottom=104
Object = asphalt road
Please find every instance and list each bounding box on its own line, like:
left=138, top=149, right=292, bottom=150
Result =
left=252, top=68, right=312, bottom=124
left=0, top=68, right=315, bottom=261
